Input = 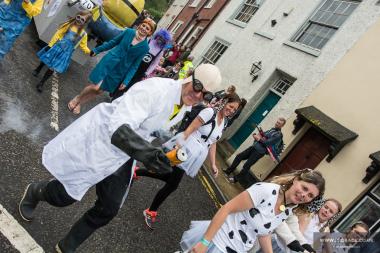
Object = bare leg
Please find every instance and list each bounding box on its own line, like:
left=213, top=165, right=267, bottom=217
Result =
left=78, top=84, right=103, bottom=105
left=68, top=83, right=102, bottom=114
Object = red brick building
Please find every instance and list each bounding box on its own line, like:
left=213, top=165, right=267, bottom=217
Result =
left=168, top=0, right=229, bottom=49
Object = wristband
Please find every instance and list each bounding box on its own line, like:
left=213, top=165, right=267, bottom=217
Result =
left=200, top=238, right=211, bottom=247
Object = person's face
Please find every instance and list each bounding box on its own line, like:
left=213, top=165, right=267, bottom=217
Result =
left=174, top=63, right=181, bottom=69
left=275, top=119, right=285, bottom=128
left=287, top=178, right=319, bottom=205
left=137, top=22, right=152, bottom=37
left=181, top=82, right=210, bottom=106
left=75, top=14, right=86, bottom=25
left=156, top=35, right=166, bottom=46
left=346, top=225, right=368, bottom=241
left=222, top=102, right=239, bottom=117
left=318, top=201, right=339, bottom=223
left=159, top=58, right=165, bottom=66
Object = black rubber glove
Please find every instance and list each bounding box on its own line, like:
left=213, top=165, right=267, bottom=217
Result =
left=111, top=124, right=172, bottom=174
left=287, top=240, right=306, bottom=252
left=302, top=244, right=316, bottom=253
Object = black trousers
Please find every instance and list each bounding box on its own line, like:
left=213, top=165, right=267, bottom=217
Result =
left=44, top=159, right=133, bottom=229
left=227, top=146, right=264, bottom=181
left=136, top=166, right=185, bottom=211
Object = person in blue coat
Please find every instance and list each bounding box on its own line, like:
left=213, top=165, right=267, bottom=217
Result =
left=67, top=18, right=156, bottom=115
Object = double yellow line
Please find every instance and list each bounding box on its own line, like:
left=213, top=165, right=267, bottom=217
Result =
left=198, top=170, right=223, bottom=209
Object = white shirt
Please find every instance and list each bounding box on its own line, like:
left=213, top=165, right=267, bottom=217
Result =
left=212, top=183, right=295, bottom=253
left=193, top=108, right=224, bottom=146
left=303, top=214, right=326, bottom=244
left=42, top=78, right=190, bottom=200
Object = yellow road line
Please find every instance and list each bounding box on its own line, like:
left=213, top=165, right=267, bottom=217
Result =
left=198, top=170, right=223, bottom=209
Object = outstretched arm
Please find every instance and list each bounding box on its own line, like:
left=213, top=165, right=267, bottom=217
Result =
left=191, top=190, right=254, bottom=253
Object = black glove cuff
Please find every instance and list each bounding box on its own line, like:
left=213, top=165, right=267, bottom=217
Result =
left=111, top=124, right=172, bottom=174
left=287, top=240, right=305, bottom=252
left=302, top=244, right=316, bottom=253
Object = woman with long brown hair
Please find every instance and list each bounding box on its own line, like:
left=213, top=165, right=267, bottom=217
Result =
left=33, top=11, right=93, bottom=92
left=180, top=169, right=325, bottom=253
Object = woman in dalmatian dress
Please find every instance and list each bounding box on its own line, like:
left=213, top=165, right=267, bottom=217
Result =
left=180, top=169, right=326, bottom=253
left=139, top=93, right=242, bottom=229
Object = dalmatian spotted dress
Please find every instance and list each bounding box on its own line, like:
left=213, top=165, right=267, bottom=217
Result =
left=180, top=182, right=296, bottom=253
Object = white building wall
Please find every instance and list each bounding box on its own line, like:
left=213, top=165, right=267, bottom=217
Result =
left=157, top=0, right=190, bottom=30
left=190, top=0, right=380, bottom=163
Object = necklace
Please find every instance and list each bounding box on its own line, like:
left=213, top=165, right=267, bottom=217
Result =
left=279, top=187, right=286, bottom=212
left=135, top=34, right=144, bottom=41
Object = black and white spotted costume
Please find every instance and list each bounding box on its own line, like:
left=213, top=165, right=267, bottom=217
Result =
left=180, top=182, right=296, bottom=253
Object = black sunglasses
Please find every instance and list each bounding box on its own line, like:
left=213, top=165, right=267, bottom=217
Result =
left=192, top=72, right=214, bottom=102
left=75, top=15, right=86, bottom=24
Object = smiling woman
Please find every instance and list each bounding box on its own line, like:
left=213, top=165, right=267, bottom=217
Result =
left=179, top=169, right=325, bottom=253
left=67, top=18, right=156, bottom=115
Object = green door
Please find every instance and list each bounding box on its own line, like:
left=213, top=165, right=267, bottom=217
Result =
left=228, top=91, right=281, bottom=149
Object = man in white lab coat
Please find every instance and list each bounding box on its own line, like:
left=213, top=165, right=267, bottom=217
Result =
left=19, top=64, right=222, bottom=252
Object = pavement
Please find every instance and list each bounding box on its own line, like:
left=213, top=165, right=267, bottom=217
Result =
left=201, top=148, right=244, bottom=203
left=0, top=24, right=223, bottom=253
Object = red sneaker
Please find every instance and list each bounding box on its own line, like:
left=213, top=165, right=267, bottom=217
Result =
left=143, top=208, right=158, bottom=230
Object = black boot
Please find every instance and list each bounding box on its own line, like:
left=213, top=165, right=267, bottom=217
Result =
left=55, top=217, right=96, bottom=253
left=223, top=167, right=234, bottom=175
left=36, top=69, right=53, bottom=93
left=32, top=62, right=45, bottom=77
left=19, top=181, right=49, bottom=221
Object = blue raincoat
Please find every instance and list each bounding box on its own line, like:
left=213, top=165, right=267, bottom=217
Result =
left=89, top=28, right=149, bottom=93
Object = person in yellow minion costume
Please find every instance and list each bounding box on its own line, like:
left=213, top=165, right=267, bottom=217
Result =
left=0, top=0, right=44, bottom=60
left=33, top=11, right=93, bottom=93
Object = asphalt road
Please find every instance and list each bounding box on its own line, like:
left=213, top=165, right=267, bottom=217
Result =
left=0, top=24, right=217, bottom=253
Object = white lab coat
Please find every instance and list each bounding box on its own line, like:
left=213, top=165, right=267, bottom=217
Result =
left=42, top=77, right=190, bottom=201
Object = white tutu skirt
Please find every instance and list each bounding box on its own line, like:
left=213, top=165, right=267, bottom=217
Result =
left=163, top=134, right=209, bottom=178
left=180, top=221, right=224, bottom=253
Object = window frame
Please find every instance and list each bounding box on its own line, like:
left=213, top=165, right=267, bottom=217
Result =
left=333, top=182, right=380, bottom=237
left=204, top=0, right=217, bottom=8
left=199, top=37, right=230, bottom=65
left=228, top=0, right=263, bottom=28
left=290, top=0, right=360, bottom=50
left=189, top=0, right=202, bottom=8
left=171, top=20, right=184, bottom=34
left=183, top=26, right=204, bottom=47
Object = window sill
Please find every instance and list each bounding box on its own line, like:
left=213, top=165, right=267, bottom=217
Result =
left=283, top=41, right=320, bottom=57
left=226, top=19, right=247, bottom=28
left=254, top=31, right=275, bottom=40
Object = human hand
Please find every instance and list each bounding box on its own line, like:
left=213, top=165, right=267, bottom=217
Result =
left=190, top=242, right=208, bottom=253
left=118, top=84, right=126, bottom=90
left=212, top=164, right=219, bottom=178
left=23, top=0, right=31, bottom=3
left=253, top=134, right=261, bottom=141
